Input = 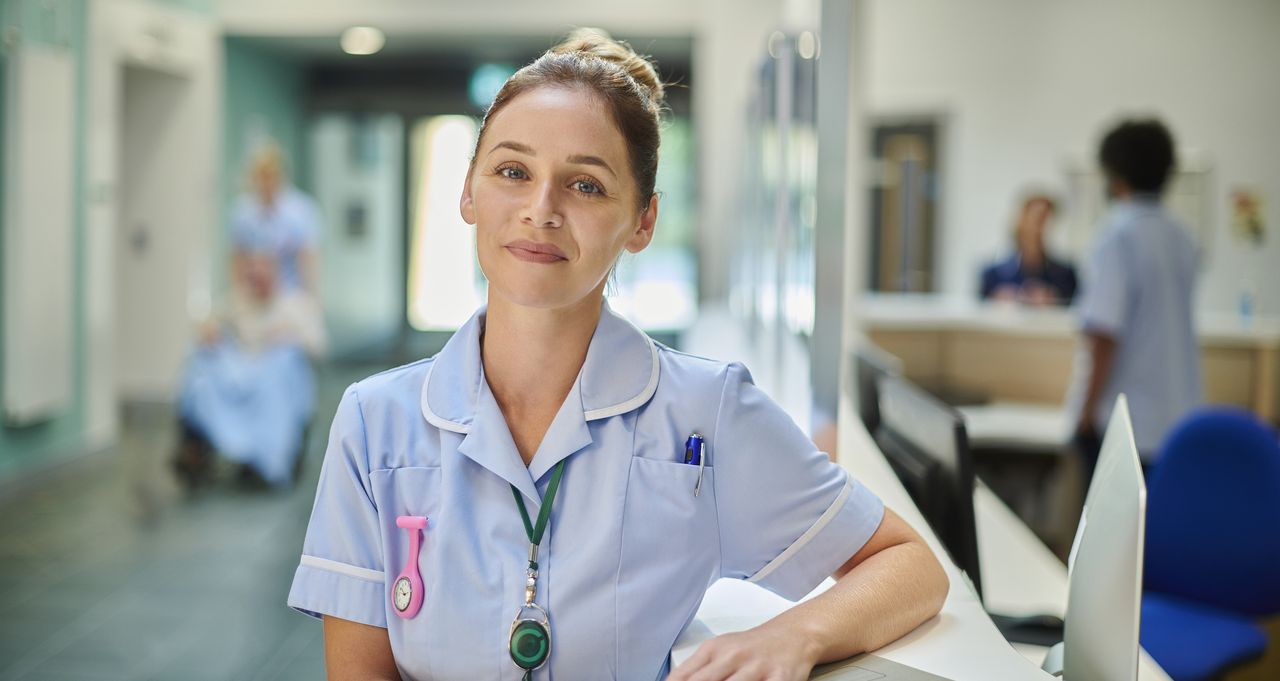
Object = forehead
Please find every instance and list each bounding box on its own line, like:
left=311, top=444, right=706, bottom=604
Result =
left=482, top=86, right=630, bottom=172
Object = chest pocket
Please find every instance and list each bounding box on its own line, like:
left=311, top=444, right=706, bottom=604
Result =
left=616, top=456, right=719, bottom=676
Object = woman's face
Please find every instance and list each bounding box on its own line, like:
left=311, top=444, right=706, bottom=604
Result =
left=461, top=86, right=657, bottom=312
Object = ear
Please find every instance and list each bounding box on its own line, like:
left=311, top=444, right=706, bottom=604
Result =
left=460, top=167, right=477, bottom=225
left=623, top=193, right=658, bottom=254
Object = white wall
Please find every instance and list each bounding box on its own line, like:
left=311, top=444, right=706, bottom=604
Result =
left=865, top=0, right=1280, bottom=316
left=311, top=114, right=404, bottom=356
left=86, top=0, right=219, bottom=445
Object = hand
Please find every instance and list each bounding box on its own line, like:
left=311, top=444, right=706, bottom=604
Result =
left=1074, top=415, right=1098, bottom=441
left=667, top=624, right=821, bottom=681
left=991, top=285, right=1019, bottom=302
left=198, top=319, right=222, bottom=346
left=1020, top=283, right=1055, bottom=306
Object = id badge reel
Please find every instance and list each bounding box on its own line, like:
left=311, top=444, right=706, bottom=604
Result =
left=509, top=602, right=551, bottom=671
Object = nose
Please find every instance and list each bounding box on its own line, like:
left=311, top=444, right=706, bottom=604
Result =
left=521, top=181, right=563, bottom=229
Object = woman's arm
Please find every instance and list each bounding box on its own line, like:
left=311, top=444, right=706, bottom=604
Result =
left=322, top=616, right=402, bottom=681
left=669, top=508, right=949, bottom=681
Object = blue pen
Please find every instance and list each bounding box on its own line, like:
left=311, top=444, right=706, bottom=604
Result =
left=684, top=434, right=703, bottom=466
left=684, top=434, right=706, bottom=496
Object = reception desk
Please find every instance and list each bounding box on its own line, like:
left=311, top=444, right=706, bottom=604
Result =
left=860, top=294, right=1280, bottom=423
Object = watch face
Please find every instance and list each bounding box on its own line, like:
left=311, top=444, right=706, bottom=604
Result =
left=393, top=577, right=412, bottom=612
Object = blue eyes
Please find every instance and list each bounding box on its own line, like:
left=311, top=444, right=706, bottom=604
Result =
left=573, top=180, right=602, bottom=195
left=495, top=165, right=604, bottom=197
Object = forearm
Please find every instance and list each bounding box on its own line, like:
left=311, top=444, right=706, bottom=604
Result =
left=1079, top=332, right=1118, bottom=427
left=763, top=539, right=948, bottom=665
left=323, top=616, right=401, bottom=681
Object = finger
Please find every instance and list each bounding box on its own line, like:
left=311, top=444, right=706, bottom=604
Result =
left=668, top=646, right=711, bottom=680
left=684, top=650, right=741, bottom=681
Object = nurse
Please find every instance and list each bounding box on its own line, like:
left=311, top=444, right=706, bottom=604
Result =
left=231, top=142, right=321, bottom=296
left=288, top=29, right=948, bottom=681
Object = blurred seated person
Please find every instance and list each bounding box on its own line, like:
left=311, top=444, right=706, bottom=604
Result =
left=172, top=253, right=326, bottom=489
left=980, top=193, right=1078, bottom=305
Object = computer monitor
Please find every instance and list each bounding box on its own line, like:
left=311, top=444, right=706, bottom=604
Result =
left=853, top=343, right=903, bottom=434
left=1042, top=395, right=1146, bottom=681
left=873, top=373, right=983, bottom=601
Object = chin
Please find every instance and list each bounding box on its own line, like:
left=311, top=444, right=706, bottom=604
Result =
left=487, top=277, right=603, bottom=313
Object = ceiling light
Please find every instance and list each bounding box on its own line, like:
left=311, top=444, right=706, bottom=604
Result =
left=341, top=26, right=385, bottom=56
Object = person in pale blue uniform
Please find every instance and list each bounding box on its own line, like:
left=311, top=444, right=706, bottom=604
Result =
left=288, top=29, right=948, bottom=681
left=173, top=254, right=325, bottom=488
left=1067, top=118, right=1201, bottom=476
left=231, top=142, right=321, bottom=295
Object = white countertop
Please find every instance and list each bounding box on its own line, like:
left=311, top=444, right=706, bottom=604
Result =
left=671, top=396, right=1171, bottom=681
left=859, top=293, right=1280, bottom=347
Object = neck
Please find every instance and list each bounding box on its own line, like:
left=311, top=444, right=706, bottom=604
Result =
left=481, top=290, right=604, bottom=418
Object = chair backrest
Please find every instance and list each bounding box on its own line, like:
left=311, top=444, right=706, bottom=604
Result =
left=1144, top=407, right=1280, bottom=616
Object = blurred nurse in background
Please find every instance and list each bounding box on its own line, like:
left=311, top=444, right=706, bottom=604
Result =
left=980, top=192, right=1078, bottom=306
left=231, top=142, right=322, bottom=297
left=1068, top=118, right=1201, bottom=478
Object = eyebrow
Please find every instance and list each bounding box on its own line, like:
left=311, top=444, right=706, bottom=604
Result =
left=487, top=140, right=617, bottom=178
left=567, top=154, right=616, bottom=178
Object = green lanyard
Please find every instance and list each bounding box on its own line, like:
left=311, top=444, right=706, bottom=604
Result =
left=510, top=459, right=567, bottom=564
left=508, top=459, right=567, bottom=679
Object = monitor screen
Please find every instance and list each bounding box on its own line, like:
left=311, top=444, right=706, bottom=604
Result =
left=853, top=343, right=901, bottom=434
left=874, top=373, right=982, bottom=601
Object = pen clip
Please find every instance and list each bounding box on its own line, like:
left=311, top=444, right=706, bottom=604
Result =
left=693, top=437, right=706, bottom=497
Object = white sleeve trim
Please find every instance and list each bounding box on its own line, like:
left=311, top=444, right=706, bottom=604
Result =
left=300, top=555, right=385, bottom=583
left=747, top=481, right=852, bottom=586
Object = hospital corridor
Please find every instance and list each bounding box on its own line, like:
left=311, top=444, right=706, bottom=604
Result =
left=0, top=364, right=375, bottom=680
left=3, top=1, right=1280, bottom=681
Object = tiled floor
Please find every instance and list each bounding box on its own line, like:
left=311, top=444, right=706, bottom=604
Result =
left=0, top=362, right=384, bottom=681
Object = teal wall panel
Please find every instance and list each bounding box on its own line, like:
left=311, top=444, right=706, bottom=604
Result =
left=0, top=0, right=90, bottom=483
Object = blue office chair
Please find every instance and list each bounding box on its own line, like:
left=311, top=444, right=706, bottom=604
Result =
left=1141, top=407, right=1280, bottom=681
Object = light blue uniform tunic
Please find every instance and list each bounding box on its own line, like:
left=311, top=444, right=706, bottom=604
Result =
left=1067, top=196, right=1202, bottom=456
left=231, top=186, right=320, bottom=292
left=178, top=342, right=314, bottom=486
left=288, top=303, right=885, bottom=680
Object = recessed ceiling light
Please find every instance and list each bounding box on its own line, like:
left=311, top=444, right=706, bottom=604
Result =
left=341, top=26, right=385, bottom=56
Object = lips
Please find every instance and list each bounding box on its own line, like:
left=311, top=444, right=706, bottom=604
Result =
left=505, top=239, right=568, bottom=263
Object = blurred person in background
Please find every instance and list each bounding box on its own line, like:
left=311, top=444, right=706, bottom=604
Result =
left=980, top=192, right=1078, bottom=305
left=231, top=142, right=322, bottom=298
left=1068, top=118, right=1201, bottom=479
left=171, top=252, right=325, bottom=489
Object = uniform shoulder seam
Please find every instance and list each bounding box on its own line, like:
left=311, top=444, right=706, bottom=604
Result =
left=354, top=356, right=436, bottom=385
left=652, top=341, right=731, bottom=368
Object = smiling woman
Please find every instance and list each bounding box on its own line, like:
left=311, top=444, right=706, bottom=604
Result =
left=461, top=84, right=657, bottom=312
left=288, top=27, right=947, bottom=681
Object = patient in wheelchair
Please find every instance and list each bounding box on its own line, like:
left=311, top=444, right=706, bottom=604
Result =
left=172, top=253, right=325, bottom=489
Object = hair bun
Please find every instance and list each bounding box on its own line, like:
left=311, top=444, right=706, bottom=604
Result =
left=552, top=27, right=665, bottom=108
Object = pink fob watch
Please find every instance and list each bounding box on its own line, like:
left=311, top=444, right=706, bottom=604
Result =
left=392, top=515, right=428, bottom=619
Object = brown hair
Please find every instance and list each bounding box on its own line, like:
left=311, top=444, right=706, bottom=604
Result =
left=472, top=28, right=666, bottom=211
